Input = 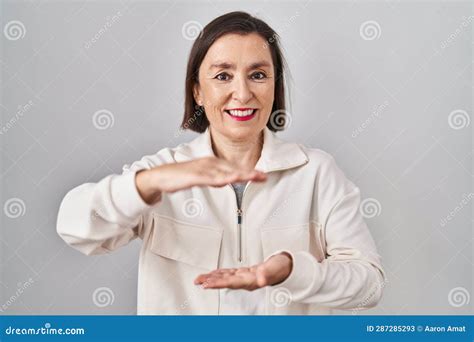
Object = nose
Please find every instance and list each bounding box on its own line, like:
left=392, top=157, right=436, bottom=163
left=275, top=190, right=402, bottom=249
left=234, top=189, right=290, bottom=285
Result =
left=231, top=75, right=253, bottom=104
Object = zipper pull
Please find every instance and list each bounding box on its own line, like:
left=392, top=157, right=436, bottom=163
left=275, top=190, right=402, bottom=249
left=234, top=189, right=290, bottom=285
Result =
left=237, top=208, right=242, bottom=262
left=237, top=208, right=242, bottom=224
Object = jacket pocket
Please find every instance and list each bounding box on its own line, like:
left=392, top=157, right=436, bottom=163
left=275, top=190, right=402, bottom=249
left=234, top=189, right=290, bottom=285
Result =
left=260, top=221, right=327, bottom=262
left=149, top=214, right=223, bottom=270
left=260, top=223, right=310, bottom=257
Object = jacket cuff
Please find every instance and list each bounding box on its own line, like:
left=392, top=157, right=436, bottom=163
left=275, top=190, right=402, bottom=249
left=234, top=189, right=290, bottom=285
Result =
left=110, top=170, right=154, bottom=220
left=265, top=250, right=324, bottom=302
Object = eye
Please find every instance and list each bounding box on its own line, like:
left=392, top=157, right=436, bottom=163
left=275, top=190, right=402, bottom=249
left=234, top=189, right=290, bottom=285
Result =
left=251, top=71, right=267, bottom=80
left=215, top=72, right=231, bottom=81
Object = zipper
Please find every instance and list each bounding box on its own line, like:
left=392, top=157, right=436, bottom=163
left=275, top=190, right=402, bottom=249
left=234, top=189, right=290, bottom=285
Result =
left=228, top=182, right=252, bottom=263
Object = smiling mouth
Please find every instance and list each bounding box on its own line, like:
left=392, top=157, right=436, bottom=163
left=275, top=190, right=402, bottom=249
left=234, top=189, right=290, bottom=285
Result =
left=224, top=108, right=257, bottom=121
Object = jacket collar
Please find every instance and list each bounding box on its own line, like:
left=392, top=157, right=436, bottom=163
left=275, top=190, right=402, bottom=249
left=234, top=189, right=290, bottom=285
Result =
left=174, top=127, right=308, bottom=173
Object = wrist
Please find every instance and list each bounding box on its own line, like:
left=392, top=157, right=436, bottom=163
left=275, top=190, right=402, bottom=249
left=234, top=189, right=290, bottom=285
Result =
left=136, top=169, right=162, bottom=205
left=279, top=252, right=293, bottom=281
left=267, top=252, right=293, bottom=286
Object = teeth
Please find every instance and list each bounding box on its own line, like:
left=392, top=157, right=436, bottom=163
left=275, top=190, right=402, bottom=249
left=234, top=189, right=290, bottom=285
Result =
left=228, top=109, right=255, bottom=117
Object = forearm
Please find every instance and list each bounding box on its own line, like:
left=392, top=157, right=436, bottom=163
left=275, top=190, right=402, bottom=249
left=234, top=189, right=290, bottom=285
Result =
left=267, top=250, right=386, bottom=310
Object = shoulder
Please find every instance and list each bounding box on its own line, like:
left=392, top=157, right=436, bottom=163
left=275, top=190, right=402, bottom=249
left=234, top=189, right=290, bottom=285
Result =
left=121, top=144, right=183, bottom=173
left=298, top=144, right=339, bottom=171
left=298, top=144, right=357, bottom=193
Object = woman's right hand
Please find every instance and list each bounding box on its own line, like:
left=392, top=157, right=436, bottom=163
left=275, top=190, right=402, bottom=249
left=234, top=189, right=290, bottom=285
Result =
left=135, top=157, right=267, bottom=205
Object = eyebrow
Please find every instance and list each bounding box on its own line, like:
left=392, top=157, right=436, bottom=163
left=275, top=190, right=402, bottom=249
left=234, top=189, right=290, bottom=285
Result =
left=209, top=60, right=272, bottom=70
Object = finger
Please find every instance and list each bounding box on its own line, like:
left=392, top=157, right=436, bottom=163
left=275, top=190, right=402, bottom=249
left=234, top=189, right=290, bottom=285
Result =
left=202, top=270, right=235, bottom=282
left=205, top=157, right=266, bottom=181
left=202, top=274, right=248, bottom=289
left=194, top=271, right=217, bottom=284
left=214, top=268, right=237, bottom=275
left=245, top=170, right=267, bottom=182
left=224, top=170, right=245, bottom=184
left=195, top=273, right=224, bottom=287
left=251, top=171, right=267, bottom=182
left=204, top=168, right=266, bottom=188
left=204, top=269, right=259, bottom=290
left=194, top=267, right=237, bottom=284
left=230, top=170, right=266, bottom=183
left=194, top=274, right=209, bottom=284
left=205, top=170, right=233, bottom=187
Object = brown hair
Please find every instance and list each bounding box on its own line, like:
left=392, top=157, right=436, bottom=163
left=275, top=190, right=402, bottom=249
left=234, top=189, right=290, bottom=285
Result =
left=181, top=11, right=288, bottom=133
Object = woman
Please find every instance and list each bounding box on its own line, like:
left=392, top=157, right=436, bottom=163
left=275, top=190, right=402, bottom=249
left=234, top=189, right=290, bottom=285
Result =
left=57, top=11, right=386, bottom=315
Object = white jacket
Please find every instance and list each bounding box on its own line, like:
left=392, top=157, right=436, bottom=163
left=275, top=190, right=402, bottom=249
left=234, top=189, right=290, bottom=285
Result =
left=57, top=127, right=386, bottom=315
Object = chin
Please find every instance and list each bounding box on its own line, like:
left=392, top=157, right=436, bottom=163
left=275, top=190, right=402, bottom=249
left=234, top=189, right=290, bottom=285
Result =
left=223, top=125, right=263, bottom=141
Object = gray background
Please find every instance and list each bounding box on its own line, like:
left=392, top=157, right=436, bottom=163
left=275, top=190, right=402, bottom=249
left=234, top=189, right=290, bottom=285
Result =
left=0, top=0, right=472, bottom=315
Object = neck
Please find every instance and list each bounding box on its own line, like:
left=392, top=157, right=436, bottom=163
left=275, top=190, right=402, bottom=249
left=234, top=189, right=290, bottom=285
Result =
left=209, top=128, right=264, bottom=170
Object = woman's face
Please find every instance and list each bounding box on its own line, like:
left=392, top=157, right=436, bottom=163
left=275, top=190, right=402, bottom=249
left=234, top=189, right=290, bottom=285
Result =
left=194, top=33, right=275, bottom=141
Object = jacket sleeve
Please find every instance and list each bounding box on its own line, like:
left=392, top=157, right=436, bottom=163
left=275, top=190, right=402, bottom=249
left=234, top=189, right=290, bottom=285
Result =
left=56, top=157, right=158, bottom=256
left=265, top=154, right=387, bottom=311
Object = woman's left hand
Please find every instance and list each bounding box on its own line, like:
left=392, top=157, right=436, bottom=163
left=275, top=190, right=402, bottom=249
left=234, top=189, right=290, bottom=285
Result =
left=194, top=252, right=293, bottom=291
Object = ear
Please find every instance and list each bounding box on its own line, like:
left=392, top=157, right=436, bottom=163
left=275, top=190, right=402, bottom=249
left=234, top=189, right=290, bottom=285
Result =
left=193, top=84, right=203, bottom=106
